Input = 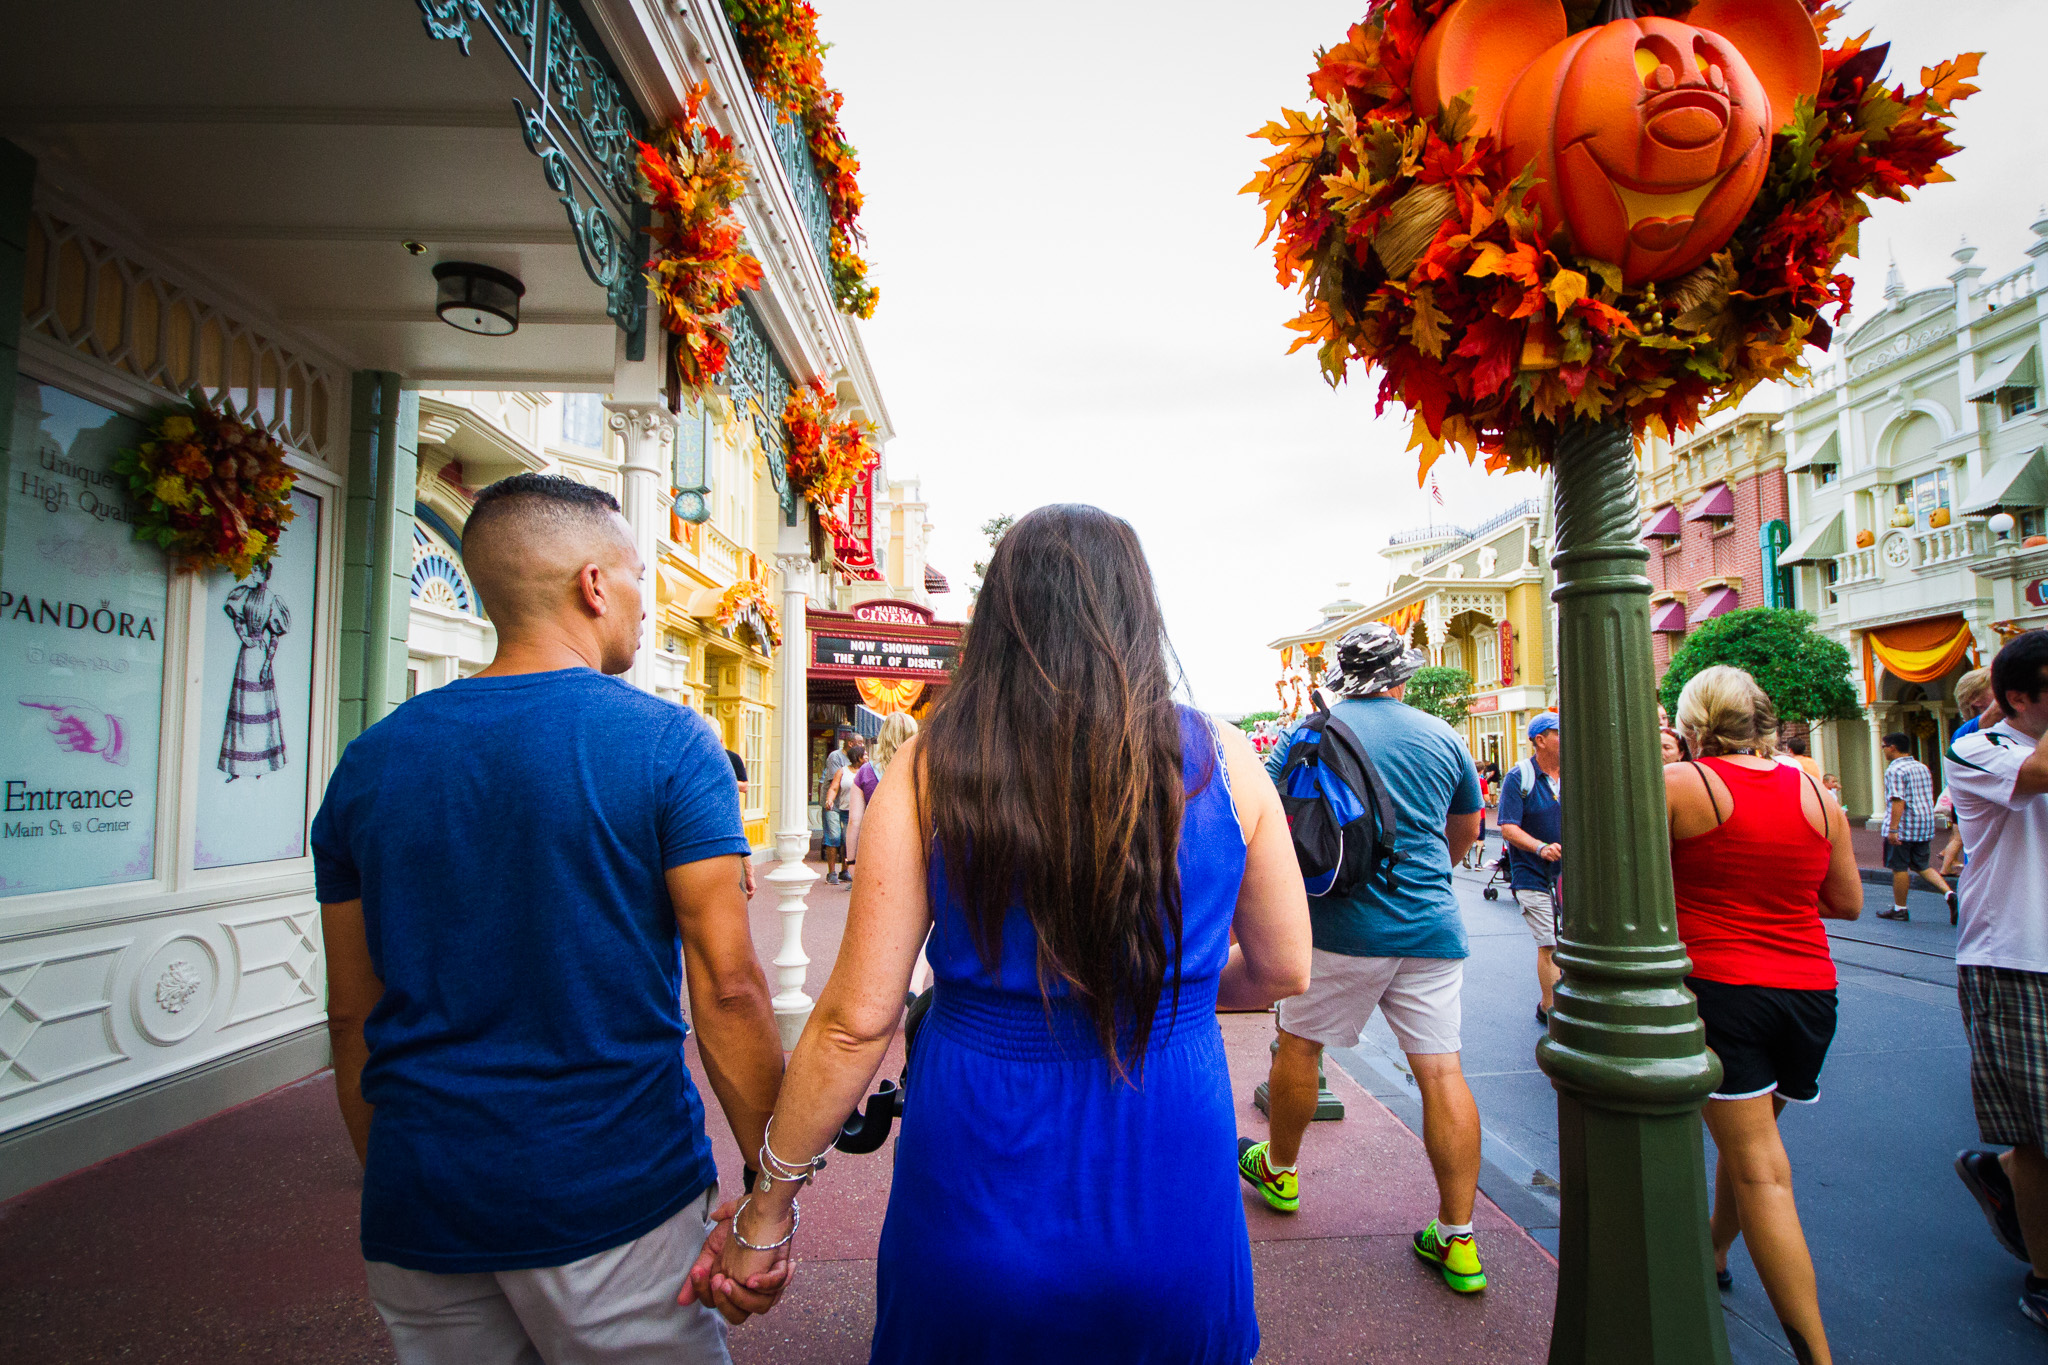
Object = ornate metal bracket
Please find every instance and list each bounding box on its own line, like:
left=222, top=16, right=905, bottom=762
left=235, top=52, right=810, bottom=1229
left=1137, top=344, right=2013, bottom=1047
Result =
left=722, top=297, right=800, bottom=523
left=415, top=0, right=646, bottom=337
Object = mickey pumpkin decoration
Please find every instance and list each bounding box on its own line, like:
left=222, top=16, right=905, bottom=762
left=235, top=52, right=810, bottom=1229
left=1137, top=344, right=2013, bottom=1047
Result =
left=1416, top=0, right=1821, bottom=284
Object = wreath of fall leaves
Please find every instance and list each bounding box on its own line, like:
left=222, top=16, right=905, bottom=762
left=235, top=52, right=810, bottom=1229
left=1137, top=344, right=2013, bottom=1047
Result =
left=114, top=403, right=297, bottom=578
left=782, top=376, right=879, bottom=532
left=1246, top=0, right=1980, bottom=477
left=634, top=83, right=766, bottom=405
left=720, top=0, right=878, bottom=319
left=715, top=577, right=782, bottom=647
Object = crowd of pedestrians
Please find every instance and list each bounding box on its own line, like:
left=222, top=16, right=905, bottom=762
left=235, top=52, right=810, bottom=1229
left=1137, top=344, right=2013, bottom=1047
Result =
left=307, top=481, right=2048, bottom=1362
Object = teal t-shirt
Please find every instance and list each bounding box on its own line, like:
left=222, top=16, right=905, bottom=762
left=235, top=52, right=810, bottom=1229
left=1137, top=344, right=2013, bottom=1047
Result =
left=1266, top=697, right=1481, bottom=960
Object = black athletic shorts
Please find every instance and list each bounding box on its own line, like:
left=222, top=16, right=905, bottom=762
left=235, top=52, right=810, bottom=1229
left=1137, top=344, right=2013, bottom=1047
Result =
left=1886, top=839, right=1932, bottom=873
left=1687, top=976, right=1839, bottom=1104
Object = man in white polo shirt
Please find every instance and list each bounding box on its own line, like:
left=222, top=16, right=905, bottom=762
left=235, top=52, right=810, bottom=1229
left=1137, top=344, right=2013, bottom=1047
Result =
left=1948, top=628, right=2048, bottom=1334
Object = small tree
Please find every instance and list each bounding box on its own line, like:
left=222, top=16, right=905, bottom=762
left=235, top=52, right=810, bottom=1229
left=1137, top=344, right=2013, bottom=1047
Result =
left=1234, top=710, right=1282, bottom=732
left=1404, top=666, right=1474, bottom=728
left=1658, top=608, right=1861, bottom=725
left=968, top=513, right=1015, bottom=600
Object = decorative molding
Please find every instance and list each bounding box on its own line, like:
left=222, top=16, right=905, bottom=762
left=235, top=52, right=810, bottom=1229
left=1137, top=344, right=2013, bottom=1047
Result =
left=20, top=209, right=342, bottom=463
left=414, top=0, right=647, bottom=335
left=1850, top=319, right=1957, bottom=377
left=131, top=936, right=219, bottom=1047
left=0, top=945, right=129, bottom=1100
left=220, top=910, right=321, bottom=1026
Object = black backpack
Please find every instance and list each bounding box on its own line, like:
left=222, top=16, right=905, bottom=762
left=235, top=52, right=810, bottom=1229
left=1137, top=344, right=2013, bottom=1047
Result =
left=1275, top=693, right=1400, bottom=897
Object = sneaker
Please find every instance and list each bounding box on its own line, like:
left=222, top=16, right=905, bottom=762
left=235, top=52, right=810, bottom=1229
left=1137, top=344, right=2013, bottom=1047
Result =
left=1236, top=1138, right=1298, bottom=1214
left=2022, top=1274, right=2048, bottom=1331
left=1413, top=1219, right=1487, bottom=1293
left=1876, top=906, right=1909, bottom=921
left=1949, top=891, right=1961, bottom=925
left=1717, top=1267, right=1733, bottom=1292
left=1957, top=1149, right=2031, bottom=1262
left=1535, top=1005, right=1549, bottom=1027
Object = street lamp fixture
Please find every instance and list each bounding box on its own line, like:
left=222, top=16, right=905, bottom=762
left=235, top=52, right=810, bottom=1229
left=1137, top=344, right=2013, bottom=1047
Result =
left=433, top=262, right=524, bottom=336
left=1990, top=511, right=2017, bottom=540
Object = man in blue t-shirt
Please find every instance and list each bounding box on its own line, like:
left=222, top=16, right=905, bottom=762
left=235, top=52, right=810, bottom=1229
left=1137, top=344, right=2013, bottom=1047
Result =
left=314, top=474, right=786, bottom=1362
left=1497, top=711, right=1564, bottom=1025
left=1239, top=623, right=1489, bottom=1296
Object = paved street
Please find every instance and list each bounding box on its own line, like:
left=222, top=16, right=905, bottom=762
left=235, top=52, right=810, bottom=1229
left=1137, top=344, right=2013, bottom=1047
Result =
left=1328, top=831, right=2040, bottom=1364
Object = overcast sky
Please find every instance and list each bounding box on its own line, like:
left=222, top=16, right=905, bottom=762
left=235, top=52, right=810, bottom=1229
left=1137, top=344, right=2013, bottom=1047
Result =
left=821, top=0, right=2048, bottom=713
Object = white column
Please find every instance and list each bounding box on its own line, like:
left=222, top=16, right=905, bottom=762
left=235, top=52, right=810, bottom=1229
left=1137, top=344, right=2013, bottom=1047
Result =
left=766, top=550, right=820, bottom=1046
left=605, top=401, right=673, bottom=693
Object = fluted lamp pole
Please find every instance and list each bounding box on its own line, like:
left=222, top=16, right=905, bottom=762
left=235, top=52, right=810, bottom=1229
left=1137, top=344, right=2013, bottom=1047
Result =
left=1537, top=419, right=1730, bottom=1365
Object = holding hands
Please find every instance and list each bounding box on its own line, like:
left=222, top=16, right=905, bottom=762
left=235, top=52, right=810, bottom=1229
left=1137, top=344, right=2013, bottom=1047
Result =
left=681, top=1192, right=794, bottom=1324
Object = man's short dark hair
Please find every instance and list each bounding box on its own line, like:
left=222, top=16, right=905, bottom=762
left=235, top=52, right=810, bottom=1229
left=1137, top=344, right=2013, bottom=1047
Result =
left=1992, top=629, right=2048, bottom=717
left=1882, top=731, right=1912, bottom=753
left=467, top=472, right=620, bottom=537
left=1786, top=735, right=1809, bottom=756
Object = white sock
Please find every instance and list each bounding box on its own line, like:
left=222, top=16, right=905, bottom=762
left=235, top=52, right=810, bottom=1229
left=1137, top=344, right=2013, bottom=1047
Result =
left=1436, top=1219, right=1474, bottom=1239
left=1894, top=903, right=1909, bottom=913
left=1262, top=1151, right=1297, bottom=1175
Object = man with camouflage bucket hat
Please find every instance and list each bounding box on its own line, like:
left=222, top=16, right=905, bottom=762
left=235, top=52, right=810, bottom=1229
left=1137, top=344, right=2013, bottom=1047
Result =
left=1239, top=622, right=1491, bottom=1294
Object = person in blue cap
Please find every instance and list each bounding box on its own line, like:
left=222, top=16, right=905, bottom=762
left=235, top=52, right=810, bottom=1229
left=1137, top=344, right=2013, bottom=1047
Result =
left=1498, top=711, right=1563, bottom=1025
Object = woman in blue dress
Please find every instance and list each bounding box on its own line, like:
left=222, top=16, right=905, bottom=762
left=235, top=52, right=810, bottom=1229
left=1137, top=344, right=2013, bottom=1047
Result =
left=698, top=504, right=1312, bottom=1362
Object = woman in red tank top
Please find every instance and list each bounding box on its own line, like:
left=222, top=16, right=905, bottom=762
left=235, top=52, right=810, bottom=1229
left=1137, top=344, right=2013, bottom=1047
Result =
left=1666, top=666, right=1862, bottom=1365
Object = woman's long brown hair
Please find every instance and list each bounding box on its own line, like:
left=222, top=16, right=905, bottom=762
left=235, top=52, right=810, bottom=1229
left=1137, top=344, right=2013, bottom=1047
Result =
left=918, top=504, right=1199, bottom=1075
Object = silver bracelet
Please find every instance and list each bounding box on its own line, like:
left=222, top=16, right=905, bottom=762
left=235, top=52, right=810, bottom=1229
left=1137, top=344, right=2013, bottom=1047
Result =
left=730, top=1194, right=799, bottom=1252
left=758, top=1117, right=828, bottom=1185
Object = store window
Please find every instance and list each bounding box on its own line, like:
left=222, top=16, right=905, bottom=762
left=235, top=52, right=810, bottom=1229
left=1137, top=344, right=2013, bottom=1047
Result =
left=743, top=708, right=765, bottom=805
left=559, top=392, right=603, bottom=448
left=1443, top=639, right=1464, bottom=673
left=1476, top=630, right=1500, bottom=688
left=2, top=380, right=171, bottom=896
left=2007, top=389, right=2038, bottom=420
left=193, top=489, right=322, bottom=868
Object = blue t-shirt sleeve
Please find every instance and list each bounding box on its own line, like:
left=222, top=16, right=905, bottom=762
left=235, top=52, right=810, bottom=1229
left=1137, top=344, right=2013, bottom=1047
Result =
left=1264, top=722, right=1297, bottom=788
left=659, top=710, right=753, bottom=869
left=1449, top=744, right=1482, bottom=816
left=1497, top=769, right=1525, bottom=829
left=311, top=749, right=361, bottom=902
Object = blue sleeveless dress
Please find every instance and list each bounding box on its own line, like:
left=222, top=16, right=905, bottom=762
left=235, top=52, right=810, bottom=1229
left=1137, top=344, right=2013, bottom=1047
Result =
left=868, top=708, right=1256, bottom=1364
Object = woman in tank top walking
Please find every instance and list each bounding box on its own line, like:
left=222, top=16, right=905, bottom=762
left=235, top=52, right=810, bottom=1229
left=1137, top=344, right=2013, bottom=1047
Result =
left=1666, top=665, right=1862, bottom=1365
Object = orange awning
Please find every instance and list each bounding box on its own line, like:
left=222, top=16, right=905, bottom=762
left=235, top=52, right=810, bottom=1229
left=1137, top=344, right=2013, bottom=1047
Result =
left=1867, top=615, right=1976, bottom=686
left=1379, top=601, right=1426, bottom=637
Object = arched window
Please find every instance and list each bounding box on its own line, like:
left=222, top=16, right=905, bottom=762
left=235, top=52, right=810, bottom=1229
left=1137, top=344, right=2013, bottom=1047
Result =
left=410, top=523, right=476, bottom=614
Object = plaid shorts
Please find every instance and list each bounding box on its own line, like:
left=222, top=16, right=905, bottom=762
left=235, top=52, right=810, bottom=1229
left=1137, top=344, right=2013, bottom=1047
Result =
left=1959, top=965, right=2048, bottom=1148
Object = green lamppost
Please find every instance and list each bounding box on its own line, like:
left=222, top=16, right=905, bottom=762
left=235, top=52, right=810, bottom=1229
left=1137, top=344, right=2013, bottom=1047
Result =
left=1538, top=421, right=1726, bottom=1364
left=1243, top=1, right=1977, bottom=1356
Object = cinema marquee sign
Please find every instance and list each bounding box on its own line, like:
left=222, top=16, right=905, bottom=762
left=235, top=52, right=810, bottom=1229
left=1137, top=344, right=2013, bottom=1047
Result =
left=807, top=602, right=961, bottom=682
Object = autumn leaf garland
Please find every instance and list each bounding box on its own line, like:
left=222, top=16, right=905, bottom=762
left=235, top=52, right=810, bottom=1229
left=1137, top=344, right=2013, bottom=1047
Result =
left=1247, top=0, right=1980, bottom=478
left=782, top=376, right=878, bottom=532
left=114, top=404, right=297, bottom=579
left=720, top=0, right=877, bottom=318
left=634, top=83, right=766, bottom=407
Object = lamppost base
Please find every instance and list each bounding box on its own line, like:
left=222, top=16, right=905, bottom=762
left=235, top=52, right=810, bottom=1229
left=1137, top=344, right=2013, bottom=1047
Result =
left=765, top=851, right=817, bottom=1049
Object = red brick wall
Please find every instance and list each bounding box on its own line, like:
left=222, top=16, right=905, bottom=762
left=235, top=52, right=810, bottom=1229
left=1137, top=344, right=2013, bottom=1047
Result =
left=1648, top=465, right=1788, bottom=684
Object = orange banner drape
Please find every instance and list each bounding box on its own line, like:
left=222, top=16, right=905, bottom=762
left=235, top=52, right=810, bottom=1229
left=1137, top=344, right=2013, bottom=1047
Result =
left=1378, top=601, right=1426, bottom=638
left=1867, top=615, right=1976, bottom=687
left=856, top=677, right=925, bottom=715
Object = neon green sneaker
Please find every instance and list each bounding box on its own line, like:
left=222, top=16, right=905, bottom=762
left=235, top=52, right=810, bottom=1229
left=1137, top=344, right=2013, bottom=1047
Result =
left=1413, top=1220, right=1487, bottom=1293
left=1237, top=1138, right=1299, bottom=1213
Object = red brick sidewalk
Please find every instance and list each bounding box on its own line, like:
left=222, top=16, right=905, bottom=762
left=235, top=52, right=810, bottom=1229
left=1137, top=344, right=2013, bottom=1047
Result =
left=0, top=867, right=1558, bottom=1364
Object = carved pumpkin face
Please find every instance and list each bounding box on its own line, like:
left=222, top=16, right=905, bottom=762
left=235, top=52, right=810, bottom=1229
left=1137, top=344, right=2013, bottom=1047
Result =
left=1415, top=0, right=1822, bottom=285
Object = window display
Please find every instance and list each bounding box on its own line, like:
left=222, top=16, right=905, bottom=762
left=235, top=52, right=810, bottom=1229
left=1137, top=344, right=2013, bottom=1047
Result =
left=193, top=488, right=321, bottom=868
left=0, top=379, right=169, bottom=896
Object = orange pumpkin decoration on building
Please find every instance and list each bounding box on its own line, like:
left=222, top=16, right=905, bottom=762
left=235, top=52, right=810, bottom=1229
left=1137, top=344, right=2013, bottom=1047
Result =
left=1416, top=0, right=1823, bottom=284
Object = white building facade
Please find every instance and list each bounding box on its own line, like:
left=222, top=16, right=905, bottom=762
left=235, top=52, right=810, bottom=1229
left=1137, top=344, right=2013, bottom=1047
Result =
left=1781, top=214, right=2048, bottom=820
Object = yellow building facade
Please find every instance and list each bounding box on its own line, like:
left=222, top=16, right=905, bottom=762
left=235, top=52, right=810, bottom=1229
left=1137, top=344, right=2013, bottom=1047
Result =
left=1271, top=498, right=1556, bottom=770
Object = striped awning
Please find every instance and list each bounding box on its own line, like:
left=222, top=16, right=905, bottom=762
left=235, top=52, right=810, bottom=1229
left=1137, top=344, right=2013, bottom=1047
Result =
left=1650, top=598, right=1688, bottom=633
left=924, top=564, right=950, bottom=593
left=1780, top=511, right=1844, bottom=566
left=1641, top=504, right=1682, bottom=538
left=1696, top=586, right=1742, bottom=620
left=1684, top=483, right=1735, bottom=522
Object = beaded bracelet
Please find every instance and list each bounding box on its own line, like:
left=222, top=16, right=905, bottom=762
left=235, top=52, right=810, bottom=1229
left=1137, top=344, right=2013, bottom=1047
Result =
left=730, top=1194, right=800, bottom=1252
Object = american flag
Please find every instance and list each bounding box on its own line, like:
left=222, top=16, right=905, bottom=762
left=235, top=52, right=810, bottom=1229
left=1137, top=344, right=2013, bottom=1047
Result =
left=1429, top=473, right=1444, bottom=507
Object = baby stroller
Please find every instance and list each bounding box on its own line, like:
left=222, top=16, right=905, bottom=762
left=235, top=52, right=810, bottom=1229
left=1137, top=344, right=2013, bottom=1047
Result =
left=1480, top=847, right=1511, bottom=900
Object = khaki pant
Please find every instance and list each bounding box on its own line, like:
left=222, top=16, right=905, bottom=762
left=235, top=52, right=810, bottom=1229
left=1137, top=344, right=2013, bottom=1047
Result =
left=365, top=1187, right=729, bottom=1365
